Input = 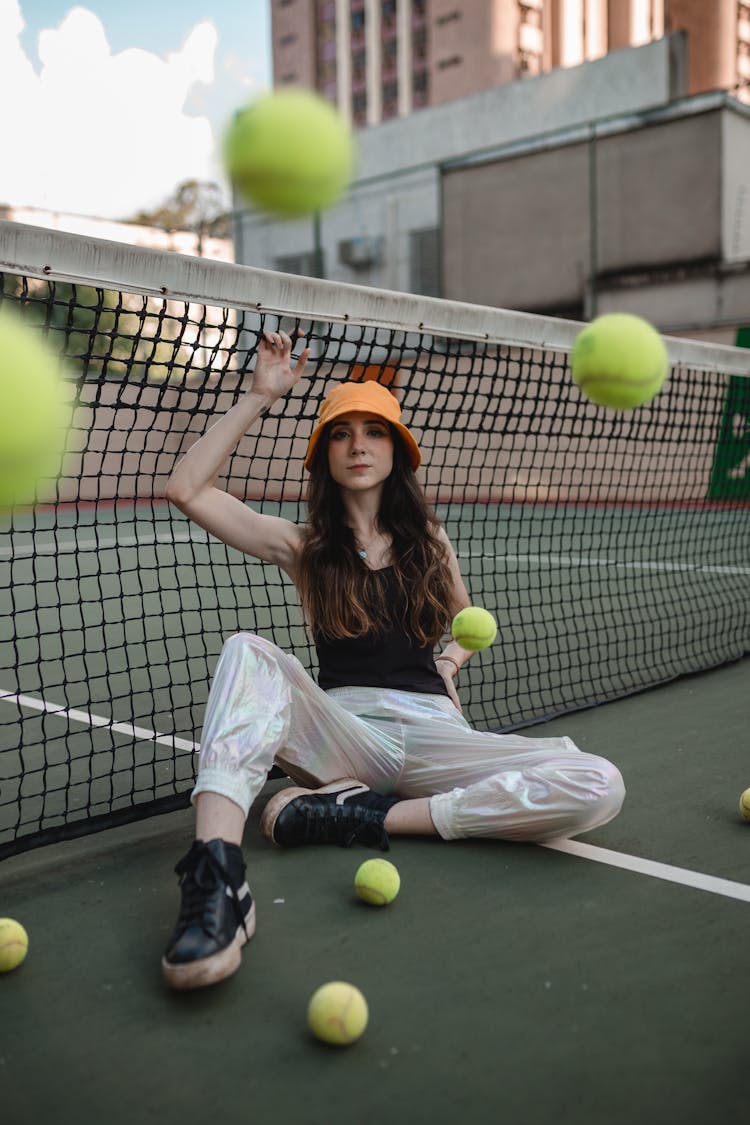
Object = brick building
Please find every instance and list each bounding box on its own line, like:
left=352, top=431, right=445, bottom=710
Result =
left=271, top=0, right=750, bottom=128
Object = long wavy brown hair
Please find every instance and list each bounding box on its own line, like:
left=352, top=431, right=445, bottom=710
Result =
left=296, top=423, right=454, bottom=646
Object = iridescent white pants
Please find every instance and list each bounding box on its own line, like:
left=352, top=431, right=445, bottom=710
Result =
left=191, top=633, right=625, bottom=843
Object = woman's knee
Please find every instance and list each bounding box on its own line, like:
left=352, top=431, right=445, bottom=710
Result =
left=220, top=631, right=288, bottom=666
left=574, top=757, right=625, bottom=833
left=222, top=631, right=265, bottom=654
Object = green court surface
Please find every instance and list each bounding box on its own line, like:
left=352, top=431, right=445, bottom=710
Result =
left=3, top=499, right=747, bottom=851
left=1, top=655, right=747, bottom=1125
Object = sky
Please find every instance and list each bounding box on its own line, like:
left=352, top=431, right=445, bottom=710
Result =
left=0, top=0, right=272, bottom=219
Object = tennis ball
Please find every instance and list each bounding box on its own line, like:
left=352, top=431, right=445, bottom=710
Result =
left=739, top=788, right=750, bottom=822
left=307, top=981, right=368, bottom=1046
left=355, top=858, right=400, bottom=906
left=224, top=89, right=355, bottom=218
left=571, top=313, right=669, bottom=410
left=0, top=306, right=72, bottom=510
left=0, top=918, right=28, bottom=973
left=451, top=606, right=497, bottom=652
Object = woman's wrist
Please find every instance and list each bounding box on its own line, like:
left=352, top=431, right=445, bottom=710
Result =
left=247, top=385, right=276, bottom=414
left=435, top=655, right=461, bottom=677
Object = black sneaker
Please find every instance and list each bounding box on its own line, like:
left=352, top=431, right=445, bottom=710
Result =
left=260, top=779, right=399, bottom=851
left=161, top=838, right=255, bottom=991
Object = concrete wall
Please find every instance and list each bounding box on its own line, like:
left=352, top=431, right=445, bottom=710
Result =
left=596, top=268, right=750, bottom=341
left=428, top=0, right=518, bottom=105
left=596, top=112, right=722, bottom=270
left=442, top=140, right=591, bottom=311
left=723, top=109, right=750, bottom=262
left=271, top=0, right=318, bottom=88
left=441, top=103, right=750, bottom=328
left=666, top=0, right=738, bottom=95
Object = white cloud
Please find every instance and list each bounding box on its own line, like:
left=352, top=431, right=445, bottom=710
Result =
left=0, top=2, right=221, bottom=218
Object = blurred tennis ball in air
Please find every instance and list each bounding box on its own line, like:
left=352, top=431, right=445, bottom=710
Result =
left=307, top=981, right=368, bottom=1046
left=224, top=89, right=355, bottom=218
left=739, top=788, right=750, bottom=822
left=452, top=606, right=498, bottom=652
left=0, top=918, right=28, bottom=973
left=571, top=313, right=669, bottom=410
left=355, top=858, right=400, bottom=906
left=0, top=305, right=72, bottom=510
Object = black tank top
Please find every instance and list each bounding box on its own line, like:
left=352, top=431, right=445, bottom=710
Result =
left=314, top=567, right=449, bottom=697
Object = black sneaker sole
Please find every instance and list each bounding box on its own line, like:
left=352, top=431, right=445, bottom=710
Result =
left=259, top=778, right=369, bottom=845
left=161, top=901, right=256, bottom=991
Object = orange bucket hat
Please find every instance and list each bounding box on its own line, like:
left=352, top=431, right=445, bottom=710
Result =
left=304, top=381, right=421, bottom=471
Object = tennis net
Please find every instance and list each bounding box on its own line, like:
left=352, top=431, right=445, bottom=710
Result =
left=1, top=219, right=749, bottom=858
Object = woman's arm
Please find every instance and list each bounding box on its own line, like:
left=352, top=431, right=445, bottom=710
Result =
left=165, top=331, right=310, bottom=573
left=434, top=529, right=473, bottom=709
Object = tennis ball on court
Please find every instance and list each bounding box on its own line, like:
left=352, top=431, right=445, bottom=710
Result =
left=0, top=306, right=72, bottom=510
left=355, top=858, right=400, bottom=906
left=451, top=606, right=497, bottom=652
left=0, top=918, right=28, bottom=973
left=571, top=313, right=669, bottom=410
left=739, top=788, right=750, bottom=822
left=224, top=89, right=355, bottom=218
left=307, top=981, right=368, bottom=1046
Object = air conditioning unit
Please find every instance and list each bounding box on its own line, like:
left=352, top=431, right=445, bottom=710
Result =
left=339, top=236, right=384, bottom=269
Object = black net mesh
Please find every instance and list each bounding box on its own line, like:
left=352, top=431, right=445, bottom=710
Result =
left=1, top=267, right=749, bottom=858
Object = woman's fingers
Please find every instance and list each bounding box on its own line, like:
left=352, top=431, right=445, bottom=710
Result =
left=292, top=346, right=310, bottom=375
left=262, top=330, right=305, bottom=356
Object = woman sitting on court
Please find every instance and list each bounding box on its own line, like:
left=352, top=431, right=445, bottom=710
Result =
left=162, top=330, right=625, bottom=990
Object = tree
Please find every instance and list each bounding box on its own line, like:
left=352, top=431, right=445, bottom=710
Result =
left=129, top=180, right=230, bottom=239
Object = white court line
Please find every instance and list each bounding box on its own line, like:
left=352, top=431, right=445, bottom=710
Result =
left=0, top=530, right=211, bottom=559
left=543, top=838, right=750, bottom=904
left=457, top=551, right=750, bottom=576
left=3, top=692, right=750, bottom=903
left=1, top=689, right=198, bottom=754
left=2, top=538, right=746, bottom=576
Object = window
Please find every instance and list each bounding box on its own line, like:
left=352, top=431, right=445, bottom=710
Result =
left=738, top=0, right=750, bottom=91
left=318, top=59, right=337, bottom=82
left=382, top=78, right=398, bottom=115
left=409, top=228, right=440, bottom=297
left=519, top=0, right=543, bottom=26
left=518, top=50, right=542, bottom=76
left=436, top=55, right=461, bottom=70
left=353, top=90, right=367, bottom=126
left=413, top=66, right=429, bottom=106
left=352, top=49, right=366, bottom=80
left=274, top=251, right=321, bottom=277
left=383, top=39, right=397, bottom=68
left=279, top=33, right=297, bottom=47
left=436, top=10, right=460, bottom=26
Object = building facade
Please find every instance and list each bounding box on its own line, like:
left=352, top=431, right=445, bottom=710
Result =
left=234, top=34, right=750, bottom=346
left=272, top=0, right=750, bottom=128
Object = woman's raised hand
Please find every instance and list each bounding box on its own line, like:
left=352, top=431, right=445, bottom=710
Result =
left=252, top=330, right=310, bottom=403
